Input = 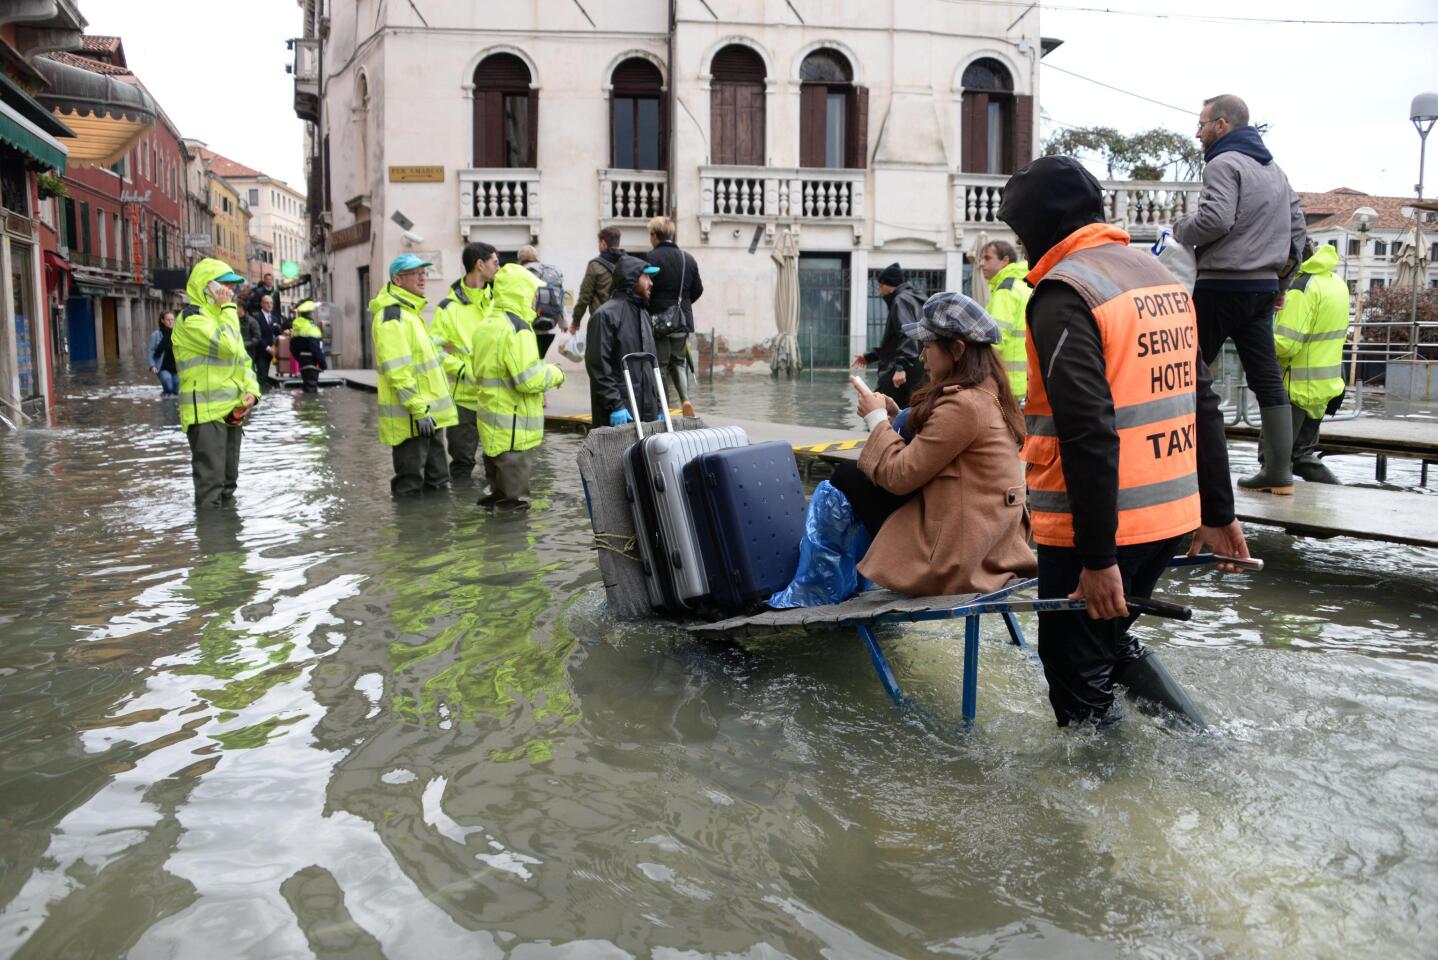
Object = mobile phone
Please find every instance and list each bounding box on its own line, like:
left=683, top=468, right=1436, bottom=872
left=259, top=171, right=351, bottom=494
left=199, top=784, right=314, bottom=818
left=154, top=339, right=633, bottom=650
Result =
left=850, top=374, right=872, bottom=395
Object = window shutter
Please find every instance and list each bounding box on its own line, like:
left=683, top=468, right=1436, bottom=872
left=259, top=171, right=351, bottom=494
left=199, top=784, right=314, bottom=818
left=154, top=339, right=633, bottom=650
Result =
left=736, top=83, right=763, bottom=165
left=527, top=89, right=539, bottom=167
left=1013, top=94, right=1034, bottom=170
left=711, top=84, right=735, bottom=164
left=847, top=86, right=869, bottom=168
left=472, top=91, right=489, bottom=167
left=961, top=93, right=988, bottom=173
left=799, top=84, right=825, bottom=168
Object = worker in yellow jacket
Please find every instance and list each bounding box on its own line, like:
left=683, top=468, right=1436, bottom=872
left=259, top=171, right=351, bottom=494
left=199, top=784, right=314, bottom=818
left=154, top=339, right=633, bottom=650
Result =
left=173, top=258, right=258, bottom=507
left=1273, top=242, right=1349, bottom=484
left=471, top=262, right=566, bottom=509
left=369, top=253, right=459, bottom=495
left=430, top=242, right=500, bottom=479
left=980, top=239, right=1032, bottom=400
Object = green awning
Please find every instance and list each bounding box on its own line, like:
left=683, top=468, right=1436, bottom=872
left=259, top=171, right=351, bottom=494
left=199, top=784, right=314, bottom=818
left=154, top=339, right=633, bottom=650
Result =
left=0, top=100, right=68, bottom=172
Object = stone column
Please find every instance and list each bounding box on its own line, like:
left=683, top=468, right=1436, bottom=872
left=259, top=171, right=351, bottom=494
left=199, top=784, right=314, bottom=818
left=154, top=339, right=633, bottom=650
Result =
left=945, top=249, right=966, bottom=297
left=848, top=246, right=869, bottom=364
left=117, top=297, right=134, bottom=362
left=92, top=295, right=104, bottom=360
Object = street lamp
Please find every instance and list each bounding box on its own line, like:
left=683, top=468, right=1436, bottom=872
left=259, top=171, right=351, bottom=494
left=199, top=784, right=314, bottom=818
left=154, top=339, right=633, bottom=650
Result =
left=1347, top=206, right=1378, bottom=386
left=1408, top=92, right=1438, bottom=356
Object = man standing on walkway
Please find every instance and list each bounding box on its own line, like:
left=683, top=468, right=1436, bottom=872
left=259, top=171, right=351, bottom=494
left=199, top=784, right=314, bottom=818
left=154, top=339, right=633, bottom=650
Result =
left=1173, top=93, right=1307, bottom=495
left=587, top=255, right=662, bottom=426
left=855, top=263, right=924, bottom=408
left=252, top=295, right=279, bottom=383
left=289, top=300, right=327, bottom=393
left=173, top=258, right=258, bottom=508
left=1000, top=156, right=1250, bottom=728
left=369, top=254, right=458, bottom=496
left=517, top=244, right=564, bottom=359
left=1272, top=242, right=1349, bottom=484
left=980, top=240, right=1032, bottom=400
left=472, top=263, right=567, bottom=510
left=645, top=215, right=702, bottom=417
left=431, top=242, right=498, bottom=481
left=572, top=227, right=623, bottom=332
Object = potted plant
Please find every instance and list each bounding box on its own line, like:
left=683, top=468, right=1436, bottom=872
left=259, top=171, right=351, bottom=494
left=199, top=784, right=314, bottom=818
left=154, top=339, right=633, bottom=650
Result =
left=36, top=173, right=67, bottom=200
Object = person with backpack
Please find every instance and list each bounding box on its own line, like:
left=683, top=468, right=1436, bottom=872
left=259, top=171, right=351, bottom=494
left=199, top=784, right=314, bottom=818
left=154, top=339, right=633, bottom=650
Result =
left=518, top=244, right=564, bottom=359
left=572, top=227, right=624, bottom=331
left=644, top=215, right=703, bottom=417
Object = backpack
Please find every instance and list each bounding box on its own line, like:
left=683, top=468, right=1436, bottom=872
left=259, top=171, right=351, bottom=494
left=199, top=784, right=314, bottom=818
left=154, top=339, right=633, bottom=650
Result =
left=527, top=262, right=564, bottom=332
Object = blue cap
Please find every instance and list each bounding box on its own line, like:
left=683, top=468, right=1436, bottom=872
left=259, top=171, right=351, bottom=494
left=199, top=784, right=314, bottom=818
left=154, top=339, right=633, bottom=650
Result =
left=902, top=291, right=1002, bottom=345
left=642, top=265, right=660, bottom=274
left=388, top=253, right=433, bottom=277
left=217, top=271, right=245, bottom=283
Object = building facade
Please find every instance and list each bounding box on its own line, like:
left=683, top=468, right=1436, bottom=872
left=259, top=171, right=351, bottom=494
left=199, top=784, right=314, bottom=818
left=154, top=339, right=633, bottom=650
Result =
left=293, top=0, right=1069, bottom=368
left=1300, top=188, right=1438, bottom=295
left=205, top=171, right=250, bottom=275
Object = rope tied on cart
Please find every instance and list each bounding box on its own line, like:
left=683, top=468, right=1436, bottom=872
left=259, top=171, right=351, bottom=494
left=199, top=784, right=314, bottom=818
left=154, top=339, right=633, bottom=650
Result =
left=592, top=531, right=638, bottom=560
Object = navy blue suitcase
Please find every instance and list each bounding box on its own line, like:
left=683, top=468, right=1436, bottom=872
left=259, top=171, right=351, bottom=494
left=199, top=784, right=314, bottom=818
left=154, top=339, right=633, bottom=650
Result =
left=682, top=441, right=806, bottom=612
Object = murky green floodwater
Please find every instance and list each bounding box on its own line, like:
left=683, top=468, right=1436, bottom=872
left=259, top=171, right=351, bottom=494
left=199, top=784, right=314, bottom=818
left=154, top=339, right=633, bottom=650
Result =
left=2, top=364, right=1436, bottom=959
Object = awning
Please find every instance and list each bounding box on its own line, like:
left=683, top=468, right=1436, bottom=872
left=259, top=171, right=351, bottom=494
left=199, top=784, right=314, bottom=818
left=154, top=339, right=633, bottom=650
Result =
left=44, top=250, right=73, bottom=272
left=0, top=99, right=69, bottom=172
left=32, top=55, right=155, bottom=167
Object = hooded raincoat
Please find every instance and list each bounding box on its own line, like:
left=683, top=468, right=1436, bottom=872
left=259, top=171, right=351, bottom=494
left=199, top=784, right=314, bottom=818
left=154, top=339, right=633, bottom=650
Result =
left=430, top=279, right=492, bottom=412
left=471, top=264, right=565, bottom=456
left=369, top=282, right=458, bottom=446
left=173, top=258, right=260, bottom=428
left=585, top=255, right=661, bottom=424
left=1274, top=244, right=1349, bottom=419
left=986, top=260, right=1032, bottom=398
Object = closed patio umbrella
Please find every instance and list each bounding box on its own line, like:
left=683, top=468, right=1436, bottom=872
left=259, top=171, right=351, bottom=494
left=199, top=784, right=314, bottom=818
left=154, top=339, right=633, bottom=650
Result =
left=771, top=228, right=801, bottom=378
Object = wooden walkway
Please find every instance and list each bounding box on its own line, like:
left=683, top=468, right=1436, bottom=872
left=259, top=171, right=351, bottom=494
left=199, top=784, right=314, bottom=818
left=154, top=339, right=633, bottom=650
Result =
left=332, top=370, right=1438, bottom=548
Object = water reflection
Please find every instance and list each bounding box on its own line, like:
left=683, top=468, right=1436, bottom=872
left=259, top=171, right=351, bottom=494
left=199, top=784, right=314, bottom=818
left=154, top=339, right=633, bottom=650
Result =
left=0, top=363, right=1435, bottom=958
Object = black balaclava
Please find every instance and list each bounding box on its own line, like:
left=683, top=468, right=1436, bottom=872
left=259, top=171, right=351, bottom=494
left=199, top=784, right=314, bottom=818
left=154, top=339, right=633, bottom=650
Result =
left=997, top=156, right=1106, bottom=267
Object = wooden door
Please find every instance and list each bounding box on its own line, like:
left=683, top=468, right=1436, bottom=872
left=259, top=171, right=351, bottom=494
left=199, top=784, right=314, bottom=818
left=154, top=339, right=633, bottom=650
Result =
left=101, top=298, right=118, bottom=359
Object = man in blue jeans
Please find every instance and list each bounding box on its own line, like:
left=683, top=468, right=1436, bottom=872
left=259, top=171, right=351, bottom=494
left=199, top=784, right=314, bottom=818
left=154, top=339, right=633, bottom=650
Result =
left=148, top=311, right=178, bottom=396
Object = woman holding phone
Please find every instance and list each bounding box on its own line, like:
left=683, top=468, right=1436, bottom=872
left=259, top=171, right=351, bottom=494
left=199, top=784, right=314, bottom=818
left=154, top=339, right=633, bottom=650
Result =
left=835, top=291, right=1035, bottom=596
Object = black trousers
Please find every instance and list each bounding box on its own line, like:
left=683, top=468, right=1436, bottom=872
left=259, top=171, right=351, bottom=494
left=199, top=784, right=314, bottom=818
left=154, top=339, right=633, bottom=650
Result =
left=877, top=366, right=918, bottom=410
left=448, top=405, right=479, bottom=478
left=391, top=435, right=450, bottom=496
left=829, top=461, right=915, bottom=540
left=1194, top=287, right=1287, bottom=408
left=188, top=420, right=242, bottom=508
left=1036, top=535, right=1183, bottom=726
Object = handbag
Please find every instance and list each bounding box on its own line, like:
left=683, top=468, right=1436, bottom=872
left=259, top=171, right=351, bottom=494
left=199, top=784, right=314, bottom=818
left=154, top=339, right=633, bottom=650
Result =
left=650, top=252, right=687, bottom=336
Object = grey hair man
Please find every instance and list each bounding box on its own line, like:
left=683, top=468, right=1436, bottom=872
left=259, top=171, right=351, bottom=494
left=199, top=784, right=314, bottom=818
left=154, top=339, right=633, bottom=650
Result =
left=644, top=215, right=703, bottom=416
left=1172, top=93, right=1307, bottom=495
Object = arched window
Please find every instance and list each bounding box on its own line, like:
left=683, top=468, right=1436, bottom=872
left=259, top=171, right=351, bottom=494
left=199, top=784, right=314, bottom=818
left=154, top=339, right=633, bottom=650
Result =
left=355, top=73, right=370, bottom=195
left=960, top=58, right=1032, bottom=175
left=799, top=48, right=866, bottom=169
left=473, top=53, right=536, bottom=168
left=610, top=58, right=664, bottom=170
left=710, top=44, right=766, bottom=166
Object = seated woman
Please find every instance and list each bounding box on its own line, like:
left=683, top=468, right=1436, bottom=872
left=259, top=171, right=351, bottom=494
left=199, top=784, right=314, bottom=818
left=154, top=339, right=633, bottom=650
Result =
left=835, top=291, right=1036, bottom=596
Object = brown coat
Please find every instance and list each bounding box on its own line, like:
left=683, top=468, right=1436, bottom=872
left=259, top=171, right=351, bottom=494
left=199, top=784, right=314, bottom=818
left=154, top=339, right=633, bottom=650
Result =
left=857, top=383, right=1036, bottom=596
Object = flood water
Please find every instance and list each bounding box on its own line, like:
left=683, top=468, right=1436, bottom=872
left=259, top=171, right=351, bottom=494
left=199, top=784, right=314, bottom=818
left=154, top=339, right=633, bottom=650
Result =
left=2, top=364, right=1436, bottom=959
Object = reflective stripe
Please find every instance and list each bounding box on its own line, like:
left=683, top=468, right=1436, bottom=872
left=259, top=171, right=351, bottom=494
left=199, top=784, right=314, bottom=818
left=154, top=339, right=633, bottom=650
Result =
left=379, top=404, right=413, bottom=419
left=477, top=408, right=544, bottom=432
left=476, top=375, right=516, bottom=389
left=1025, top=392, right=1195, bottom=437
left=396, top=386, right=418, bottom=402
left=1030, top=472, right=1198, bottom=514
left=427, top=396, right=456, bottom=413
left=1275, top=325, right=1346, bottom=343
left=413, top=356, right=442, bottom=376
left=513, top=362, right=547, bottom=385
left=432, top=336, right=470, bottom=356
left=177, top=355, right=235, bottom=371
left=208, top=326, right=224, bottom=358
left=378, top=355, right=412, bottom=374
left=180, top=387, right=242, bottom=405
left=1050, top=260, right=1126, bottom=305
left=1005, top=359, right=1028, bottom=373
left=1289, top=364, right=1343, bottom=381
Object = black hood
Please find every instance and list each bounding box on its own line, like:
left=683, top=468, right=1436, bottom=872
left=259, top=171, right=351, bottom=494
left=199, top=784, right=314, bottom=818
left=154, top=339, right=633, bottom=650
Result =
left=610, top=254, right=652, bottom=298
left=998, top=156, right=1106, bottom=266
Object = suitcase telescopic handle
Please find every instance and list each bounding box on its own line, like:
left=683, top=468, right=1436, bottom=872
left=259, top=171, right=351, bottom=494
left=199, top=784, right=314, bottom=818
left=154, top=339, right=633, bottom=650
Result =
left=619, top=351, right=674, bottom=435
left=620, top=363, right=646, bottom=442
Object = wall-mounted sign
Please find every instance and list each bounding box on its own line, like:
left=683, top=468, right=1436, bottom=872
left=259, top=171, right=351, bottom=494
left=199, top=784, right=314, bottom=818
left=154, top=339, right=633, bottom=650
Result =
left=185, top=233, right=212, bottom=248
left=121, top=188, right=153, bottom=204
left=388, top=165, right=444, bottom=183
left=328, top=219, right=371, bottom=252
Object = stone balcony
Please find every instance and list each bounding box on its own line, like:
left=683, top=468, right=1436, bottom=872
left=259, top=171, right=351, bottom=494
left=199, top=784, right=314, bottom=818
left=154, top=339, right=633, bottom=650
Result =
left=699, top=166, right=865, bottom=242
left=290, top=37, right=319, bottom=124
left=951, top=172, right=1202, bottom=242
left=598, top=169, right=667, bottom=225
left=459, top=168, right=541, bottom=242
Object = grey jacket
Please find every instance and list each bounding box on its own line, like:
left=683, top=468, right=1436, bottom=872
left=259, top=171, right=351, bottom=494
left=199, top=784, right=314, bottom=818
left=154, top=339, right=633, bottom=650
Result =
left=1173, top=150, right=1305, bottom=283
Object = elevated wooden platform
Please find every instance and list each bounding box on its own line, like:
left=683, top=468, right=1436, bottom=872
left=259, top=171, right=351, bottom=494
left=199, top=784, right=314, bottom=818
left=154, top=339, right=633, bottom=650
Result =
left=335, top=371, right=1438, bottom=548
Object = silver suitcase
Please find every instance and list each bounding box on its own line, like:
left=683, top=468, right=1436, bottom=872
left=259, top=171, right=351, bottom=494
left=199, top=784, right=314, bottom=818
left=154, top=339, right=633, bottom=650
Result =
left=620, top=354, right=747, bottom=613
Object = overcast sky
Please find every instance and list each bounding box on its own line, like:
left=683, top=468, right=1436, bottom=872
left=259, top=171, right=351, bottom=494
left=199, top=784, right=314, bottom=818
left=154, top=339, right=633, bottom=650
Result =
left=79, top=0, right=1436, bottom=199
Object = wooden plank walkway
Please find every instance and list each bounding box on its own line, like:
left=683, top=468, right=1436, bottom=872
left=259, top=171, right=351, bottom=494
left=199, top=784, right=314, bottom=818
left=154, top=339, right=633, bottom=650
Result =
left=333, top=369, right=1438, bottom=548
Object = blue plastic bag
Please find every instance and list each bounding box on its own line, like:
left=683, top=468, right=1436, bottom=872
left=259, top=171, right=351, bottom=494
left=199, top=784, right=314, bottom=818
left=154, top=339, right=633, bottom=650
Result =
left=768, top=481, right=872, bottom=608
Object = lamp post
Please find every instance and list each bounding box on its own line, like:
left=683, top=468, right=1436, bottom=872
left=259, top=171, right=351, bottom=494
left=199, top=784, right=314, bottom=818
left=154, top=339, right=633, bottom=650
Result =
left=1408, top=92, right=1438, bottom=356
left=1347, top=206, right=1378, bottom=386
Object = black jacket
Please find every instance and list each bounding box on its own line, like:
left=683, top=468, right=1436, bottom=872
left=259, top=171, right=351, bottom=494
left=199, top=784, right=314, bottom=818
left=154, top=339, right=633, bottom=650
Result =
left=865, top=281, right=924, bottom=373
left=250, top=310, right=277, bottom=348
left=644, top=240, right=703, bottom=333
left=999, top=156, right=1235, bottom=568
left=586, top=255, right=661, bottom=425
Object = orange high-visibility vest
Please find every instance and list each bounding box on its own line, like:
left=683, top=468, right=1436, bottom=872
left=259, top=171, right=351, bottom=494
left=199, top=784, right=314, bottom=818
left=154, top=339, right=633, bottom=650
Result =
left=1021, top=223, right=1201, bottom=548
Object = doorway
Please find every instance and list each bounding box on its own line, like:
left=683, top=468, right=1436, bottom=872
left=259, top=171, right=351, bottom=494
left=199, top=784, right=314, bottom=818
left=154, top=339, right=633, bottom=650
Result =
left=101, top=299, right=118, bottom=359
left=66, top=296, right=95, bottom=363
left=797, top=253, right=850, bottom=369
left=357, top=265, right=372, bottom=368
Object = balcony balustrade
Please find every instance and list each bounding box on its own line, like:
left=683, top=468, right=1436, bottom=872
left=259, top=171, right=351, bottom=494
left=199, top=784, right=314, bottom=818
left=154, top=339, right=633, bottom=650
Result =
left=699, top=166, right=865, bottom=241
left=599, top=169, right=666, bottom=224
left=951, top=172, right=1202, bottom=240
left=459, top=168, right=541, bottom=241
